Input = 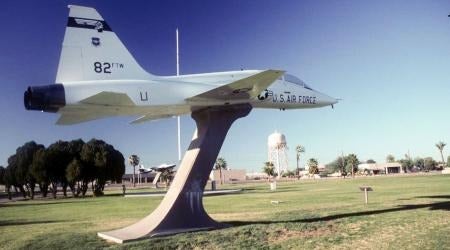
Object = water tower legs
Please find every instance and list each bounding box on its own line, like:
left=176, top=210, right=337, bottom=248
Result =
left=98, top=104, right=252, bottom=243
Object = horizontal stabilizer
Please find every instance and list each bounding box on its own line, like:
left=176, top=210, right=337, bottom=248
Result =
left=80, top=91, right=135, bottom=106
left=186, top=70, right=284, bottom=102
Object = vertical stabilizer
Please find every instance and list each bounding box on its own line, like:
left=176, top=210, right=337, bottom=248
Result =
left=56, top=5, right=151, bottom=83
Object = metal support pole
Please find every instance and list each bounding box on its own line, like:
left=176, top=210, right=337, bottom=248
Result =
left=176, top=28, right=182, bottom=162
left=276, top=148, right=281, bottom=179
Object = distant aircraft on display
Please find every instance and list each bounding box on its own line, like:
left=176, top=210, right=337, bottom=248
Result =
left=151, top=163, right=176, bottom=172
left=139, top=163, right=176, bottom=174
left=23, top=6, right=337, bottom=124
left=138, top=165, right=152, bottom=174
left=23, top=5, right=338, bottom=243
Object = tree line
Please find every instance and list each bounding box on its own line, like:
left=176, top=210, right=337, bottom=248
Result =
left=303, top=141, right=448, bottom=176
left=262, top=150, right=447, bottom=179
left=387, top=154, right=446, bottom=172
left=0, top=139, right=125, bottom=199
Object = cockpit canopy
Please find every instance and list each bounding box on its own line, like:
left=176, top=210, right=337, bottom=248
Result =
left=282, top=74, right=313, bottom=90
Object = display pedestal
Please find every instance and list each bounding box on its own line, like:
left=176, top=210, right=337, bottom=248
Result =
left=98, top=104, right=252, bottom=243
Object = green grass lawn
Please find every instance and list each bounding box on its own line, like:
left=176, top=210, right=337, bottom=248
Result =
left=1, top=174, right=449, bottom=249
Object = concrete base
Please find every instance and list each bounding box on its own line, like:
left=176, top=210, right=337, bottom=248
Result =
left=98, top=104, right=252, bottom=243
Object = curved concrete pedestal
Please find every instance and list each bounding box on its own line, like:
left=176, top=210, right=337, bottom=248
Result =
left=98, top=104, right=252, bottom=243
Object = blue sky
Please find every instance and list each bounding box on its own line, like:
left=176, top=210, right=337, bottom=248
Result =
left=1, top=0, right=449, bottom=173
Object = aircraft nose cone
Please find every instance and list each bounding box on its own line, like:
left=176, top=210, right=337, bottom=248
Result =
left=319, top=93, right=338, bottom=106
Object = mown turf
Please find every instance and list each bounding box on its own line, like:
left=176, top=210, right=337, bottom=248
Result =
left=0, top=174, right=449, bottom=249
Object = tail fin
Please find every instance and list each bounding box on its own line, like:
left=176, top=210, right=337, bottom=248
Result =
left=56, top=5, right=151, bottom=83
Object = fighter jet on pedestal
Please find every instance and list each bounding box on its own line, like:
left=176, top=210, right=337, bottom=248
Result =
left=23, top=5, right=339, bottom=243
left=24, top=5, right=337, bottom=124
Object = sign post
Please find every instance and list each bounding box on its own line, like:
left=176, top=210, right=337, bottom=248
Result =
left=359, top=186, right=373, bottom=204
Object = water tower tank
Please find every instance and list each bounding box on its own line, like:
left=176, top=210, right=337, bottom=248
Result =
left=267, top=131, right=289, bottom=178
left=268, top=132, right=287, bottom=149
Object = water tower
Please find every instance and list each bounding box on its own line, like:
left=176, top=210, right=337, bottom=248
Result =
left=268, top=131, right=289, bottom=178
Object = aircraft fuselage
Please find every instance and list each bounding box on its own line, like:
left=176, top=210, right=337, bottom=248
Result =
left=57, top=70, right=336, bottom=117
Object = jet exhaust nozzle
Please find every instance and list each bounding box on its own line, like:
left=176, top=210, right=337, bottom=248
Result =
left=24, top=84, right=65, bottom=112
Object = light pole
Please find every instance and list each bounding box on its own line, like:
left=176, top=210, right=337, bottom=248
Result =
left=176, top=28, right=182, bottom=163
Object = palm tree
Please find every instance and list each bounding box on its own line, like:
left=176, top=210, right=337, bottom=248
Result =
left=346, top=154, right=359, bottom=178
left=263, top=161, right=275, bottom=181
left=295, top=145, right=305, bottom=178
left=214, top=157, right=227, bottom=184
left=307, top=158, right=319, bottom=175
left=159, top=168, right=174, bottom=188
left=338, top=156, right=347, bottom=177
left=128, top=155, right=140, bottom=187
left=435, top=141, right=446, bottom=165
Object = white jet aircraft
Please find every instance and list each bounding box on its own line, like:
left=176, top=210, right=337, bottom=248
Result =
left=138, top=165, right=152, bottom=174
left=151, top=163, right=177, bottom=172
left=139, top=163, right=176, bottom=174
left=24, top=5, right=338, bottom=124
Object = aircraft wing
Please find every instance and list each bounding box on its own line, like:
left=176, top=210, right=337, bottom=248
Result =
left=130, top=114, right=173, bottom=124
left=186, top=69, right=284, bottom=102
left=129, top=105, right=191, bottom=124
left=59, top=112, right=173, bottom=125
left=56, top=112, right=111, bottom=125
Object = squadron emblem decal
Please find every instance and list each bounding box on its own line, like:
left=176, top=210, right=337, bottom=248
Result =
left=91, top=37, right=100, bottom=46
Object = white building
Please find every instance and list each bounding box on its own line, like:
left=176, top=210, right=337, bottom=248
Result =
left=246, top=172, right=269, bottom=180
left=358, top=162, right=404, bottom=174
left=210, top=169, right=246, bottom=183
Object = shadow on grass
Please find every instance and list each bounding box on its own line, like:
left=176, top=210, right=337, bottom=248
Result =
left=0, top=220, right=66, bottom=227
left=240, top=187, right=259, bottom=191
left=205, top=192, right=243, bottom=197
left=225, top=200, right=450, bottom=226
left=0, top=200, right=95, bottom=208
left=122, top=189, right=244, bottom=198
left=102, top=193, right=126, bottom=197
left=415, top=195, right=450, bottom=199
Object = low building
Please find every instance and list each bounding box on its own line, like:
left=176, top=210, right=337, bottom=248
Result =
left=301, top=164, right=327, bottom=178
left=210, top=169, right=246, bottom=183
left=358, top=162, right=403, bottom=175
left=246, top=172, right=268, bottom=180
left=122, top=172, right=157, bottom=184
